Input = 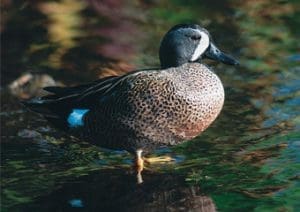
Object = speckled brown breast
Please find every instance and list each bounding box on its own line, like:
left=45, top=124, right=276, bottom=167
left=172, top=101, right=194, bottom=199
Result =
left=83, top=63, right=224, bottom=152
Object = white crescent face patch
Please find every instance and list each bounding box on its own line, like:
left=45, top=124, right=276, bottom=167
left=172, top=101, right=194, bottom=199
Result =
left=190, top=30, right=210, bottom=61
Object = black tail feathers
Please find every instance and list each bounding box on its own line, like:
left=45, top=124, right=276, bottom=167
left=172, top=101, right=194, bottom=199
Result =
left=21, top=97, right=74, bottom=130
left=21, top=98, right=59, bottom=118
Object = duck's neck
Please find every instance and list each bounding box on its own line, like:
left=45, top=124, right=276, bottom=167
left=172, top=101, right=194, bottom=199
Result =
left=160, top=60, right=191, bottom=69
left=159, top=47, right=190, bottom=69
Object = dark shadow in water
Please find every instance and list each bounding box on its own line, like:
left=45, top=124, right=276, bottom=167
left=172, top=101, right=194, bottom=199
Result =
left=20, top=168, right=216, bottom=212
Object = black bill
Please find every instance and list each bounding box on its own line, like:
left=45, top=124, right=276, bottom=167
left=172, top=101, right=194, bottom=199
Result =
left=204, top=43, right=239, bottom=65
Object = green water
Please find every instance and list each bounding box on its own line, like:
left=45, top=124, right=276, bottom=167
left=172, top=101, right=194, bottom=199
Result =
left=1, top=0, right=299, bottom=211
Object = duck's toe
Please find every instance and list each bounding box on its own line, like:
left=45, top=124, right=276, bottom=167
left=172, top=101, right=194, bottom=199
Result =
left=144, top=155, right=175, bottom=164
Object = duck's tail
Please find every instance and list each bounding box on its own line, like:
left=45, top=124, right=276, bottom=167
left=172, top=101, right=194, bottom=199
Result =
left=21, top=96, right=76, bottom=129
left=21, top=98, right=56, bottom=117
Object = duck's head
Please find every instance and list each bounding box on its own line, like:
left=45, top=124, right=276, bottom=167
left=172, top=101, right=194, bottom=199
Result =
left=159, top=24, right=239, bottom=68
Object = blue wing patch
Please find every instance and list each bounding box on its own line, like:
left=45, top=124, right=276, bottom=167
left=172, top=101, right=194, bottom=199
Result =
left=67, top=109, right=89, bottom=128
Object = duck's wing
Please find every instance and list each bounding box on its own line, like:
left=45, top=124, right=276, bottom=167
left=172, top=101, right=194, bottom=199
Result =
left=22, top=67, right=160, bottom=129
left=22, top=66, right=161, bottom=119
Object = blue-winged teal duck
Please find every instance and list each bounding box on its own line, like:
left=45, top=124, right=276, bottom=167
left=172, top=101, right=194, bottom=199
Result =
left=23, top=24, right=238, bottom=177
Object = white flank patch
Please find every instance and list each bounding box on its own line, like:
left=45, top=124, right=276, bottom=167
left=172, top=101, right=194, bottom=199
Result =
left=190, top=31, right=210, bottom=61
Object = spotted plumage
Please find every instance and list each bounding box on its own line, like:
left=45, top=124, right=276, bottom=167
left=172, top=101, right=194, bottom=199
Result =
left=23, top=24, right=238, bottom=155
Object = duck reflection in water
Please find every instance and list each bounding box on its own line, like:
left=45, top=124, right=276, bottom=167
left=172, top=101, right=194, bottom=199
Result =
left=27, top=168, right=216, bottom=212
left=23, top=24, right=238, bottom=182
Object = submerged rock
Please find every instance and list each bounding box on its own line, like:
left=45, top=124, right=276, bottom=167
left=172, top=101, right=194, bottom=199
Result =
left=17, top=129, right=42, bottom=139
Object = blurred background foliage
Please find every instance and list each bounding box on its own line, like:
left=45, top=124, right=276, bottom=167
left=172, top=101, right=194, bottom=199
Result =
left=1, top=0, right=299, bottom=85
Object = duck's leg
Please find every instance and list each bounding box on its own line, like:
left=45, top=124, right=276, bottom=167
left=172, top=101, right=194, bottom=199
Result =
left=145, top=156, right=174, bottom=164
left=134, top=149, right=144, bottom=184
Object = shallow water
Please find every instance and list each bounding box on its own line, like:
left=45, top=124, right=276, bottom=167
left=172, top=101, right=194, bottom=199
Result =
left=1, top=1, right=300, bottom=211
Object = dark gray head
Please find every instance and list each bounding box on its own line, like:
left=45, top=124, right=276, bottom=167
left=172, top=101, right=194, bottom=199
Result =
left=159, top=24, right=239, bottom=68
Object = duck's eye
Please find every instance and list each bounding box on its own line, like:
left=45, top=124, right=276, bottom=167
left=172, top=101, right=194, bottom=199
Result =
left=191, top=35, right=201, bottom=40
